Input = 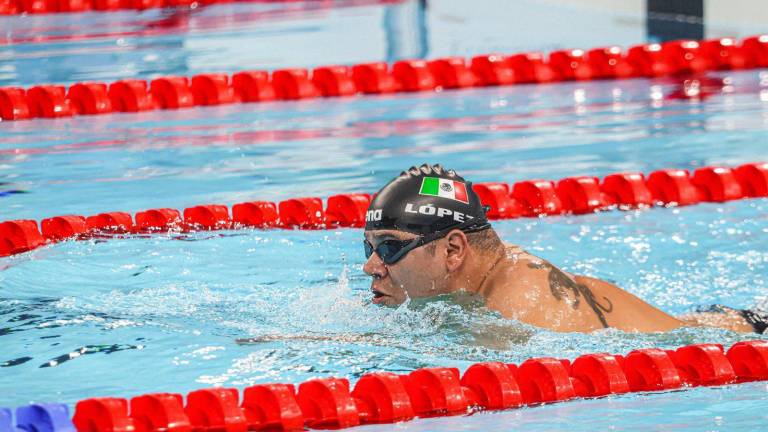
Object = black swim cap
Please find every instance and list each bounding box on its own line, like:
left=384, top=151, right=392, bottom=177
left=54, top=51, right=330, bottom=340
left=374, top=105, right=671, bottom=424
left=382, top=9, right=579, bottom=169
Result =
left=364, top=164, right=490, bottom=235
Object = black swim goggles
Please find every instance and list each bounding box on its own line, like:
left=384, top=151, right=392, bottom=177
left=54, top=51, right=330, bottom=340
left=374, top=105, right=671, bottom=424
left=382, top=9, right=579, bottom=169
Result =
left=363, top=219, right=491, bottom=265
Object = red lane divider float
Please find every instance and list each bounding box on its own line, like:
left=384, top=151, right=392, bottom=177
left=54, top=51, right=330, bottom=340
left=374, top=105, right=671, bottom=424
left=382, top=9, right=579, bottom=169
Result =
left=0, top=0, right=341, bottom=16
left=3, top=36, right=768, bottom=122
left=1, top=162, right=766, bottom=258
left=1, top=341, right=763, bottom=431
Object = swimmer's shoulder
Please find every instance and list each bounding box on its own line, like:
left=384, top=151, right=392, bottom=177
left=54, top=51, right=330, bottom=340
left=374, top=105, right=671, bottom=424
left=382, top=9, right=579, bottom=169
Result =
left=491, top=244, right=612, bottom=331
left=502, top=243, right=542, bottom=267
left=487, top=245, right=577, bottom=324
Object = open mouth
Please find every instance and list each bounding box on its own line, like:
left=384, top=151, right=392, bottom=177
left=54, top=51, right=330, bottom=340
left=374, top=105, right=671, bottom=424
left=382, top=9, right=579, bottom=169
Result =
left=371, top=289, right=389, bottom=304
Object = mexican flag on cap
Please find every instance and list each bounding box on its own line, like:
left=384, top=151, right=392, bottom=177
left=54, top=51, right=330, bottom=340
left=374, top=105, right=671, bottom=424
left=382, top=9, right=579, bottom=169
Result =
left=419, top=177, right=469, bottom=204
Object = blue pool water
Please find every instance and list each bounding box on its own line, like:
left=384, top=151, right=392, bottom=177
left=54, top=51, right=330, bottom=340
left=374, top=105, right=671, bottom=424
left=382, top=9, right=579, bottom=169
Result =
left=1, top=1, right=768, bottom=430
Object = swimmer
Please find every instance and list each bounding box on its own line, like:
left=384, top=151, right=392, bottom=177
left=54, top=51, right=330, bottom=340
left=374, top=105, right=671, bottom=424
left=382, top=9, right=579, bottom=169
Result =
left=363, top=163, right=768, bottom=334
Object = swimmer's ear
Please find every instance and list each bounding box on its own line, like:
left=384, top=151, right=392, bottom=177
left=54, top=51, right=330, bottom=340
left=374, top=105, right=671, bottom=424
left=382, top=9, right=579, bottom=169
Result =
left=444, top=229, right=469, bottom=272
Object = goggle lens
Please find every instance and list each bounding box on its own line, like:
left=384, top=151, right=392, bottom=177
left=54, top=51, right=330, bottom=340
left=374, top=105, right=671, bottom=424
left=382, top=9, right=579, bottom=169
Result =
left=363, top=239, right=414, bottom=265
left=363, top=219, right=491, bottom=265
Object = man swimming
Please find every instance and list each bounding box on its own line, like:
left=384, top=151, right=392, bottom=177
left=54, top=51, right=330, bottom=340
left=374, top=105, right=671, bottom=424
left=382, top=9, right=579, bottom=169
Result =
left=363, top=163, right=767, bottom=334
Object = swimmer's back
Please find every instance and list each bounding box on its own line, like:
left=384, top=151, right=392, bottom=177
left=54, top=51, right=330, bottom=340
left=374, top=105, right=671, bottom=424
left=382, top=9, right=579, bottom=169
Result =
left=486, top=245, right=684, bottom=332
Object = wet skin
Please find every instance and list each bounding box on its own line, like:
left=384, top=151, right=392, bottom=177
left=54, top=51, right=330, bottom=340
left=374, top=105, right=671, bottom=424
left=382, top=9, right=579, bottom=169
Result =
left=363, top=229, right=755, bottom=333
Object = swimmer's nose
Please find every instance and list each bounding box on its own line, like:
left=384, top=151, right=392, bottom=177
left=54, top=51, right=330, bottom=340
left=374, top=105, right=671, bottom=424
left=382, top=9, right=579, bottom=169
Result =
left=363, top=252, right=388, bottom=279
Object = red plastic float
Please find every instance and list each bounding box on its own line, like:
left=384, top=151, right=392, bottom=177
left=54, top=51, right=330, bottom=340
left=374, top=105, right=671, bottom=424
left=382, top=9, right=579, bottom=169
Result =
left=16, top=0, right=48, bottom=14
left=0, top=220, right=45, bottom=257
left=325, top=193, right=371, bottom=228
left=53, top=0, right=90, bottom=13
left=91, top=0, right=120, bottom=10
left=472, top=183, right=524, bottom=219
left=0, top=0, right=19, bottom=14
left=272, top=69, right=319, bottom=100
left=351, top=372, right=414, bottom=424
left=296, top=378, right=359, bottom=429
left=190, top=74, right=236, bottom=106
left=41, top=215, right=88, bottom=241
left=700, top=38, right=751, bottom=70
left=85, top=212, right=134, bottom=233
left=556, top=176, right=607, bottom=214
left=586, top=46, right=638, bottom=79
left=460, top=362, right=522, bottom=410
left=548, top=49, right=594, bottom=81
left=661, top=40, right=710, bottom=74
left=120, top=0, right=162, bottom=11
left=73, top=398, right=135, bottom=432
left=621, top=348, right=682, bottom=392
left=627, top=43, right=677, bottom=77
left=392, top=60, right=437, bottom=92
left=600, top=172, right=654, bottom=207
left=311, top=66, right=358, bottom=97
left=278, top=198, right=325, bottom=228
left=470, top=54, right=516, bottom=86
left=183, top=205, right=230, bottom=230
left=691, top=166, right=744, bottom=202
left=27, top=85, right=72, bottom=118
left=150, top=77, right=194, bottom=110
left=108, top=80, right=155, bottom=112
left=733, top=162, right=768, bottom=197
left=511, top=180, right=563, bottom=216
left=507, top=52, right=559, bottom=83
left=351, top=63, right=399, bottom=94
left=241, top=384, right=303, bottom=431
left=400, top=367, right=468, bottom=417
left=130, top=393, right=190, bottom=432
left=231, top=71, right=276, bottom=103
left=514, top=358, right=575, bottom=404
left=231, top=201, right=279, bottom=228
left=646, top=169, right=702, bottom=206
left=134, top=208, right=182, bottom=231
left=427, top=57, right=477, bottom=89
left=741, top=35, right=768, bottom=67
left=726, top=340, right=768, bottom=382
left=184, top=388, right=246, bottom=432
left=0, top=87, right=31, bottom=120
left=67, top=82, right=113, bottom=115
left=569, top=353, right=630, bottom=397
left=668, top=344, right=735, bottom=386
left=163, top=0, right=195, bottom=7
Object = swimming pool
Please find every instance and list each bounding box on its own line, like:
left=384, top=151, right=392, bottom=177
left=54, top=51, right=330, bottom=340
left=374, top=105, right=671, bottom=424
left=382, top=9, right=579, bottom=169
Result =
left=2, top=1, right=768, bottom=430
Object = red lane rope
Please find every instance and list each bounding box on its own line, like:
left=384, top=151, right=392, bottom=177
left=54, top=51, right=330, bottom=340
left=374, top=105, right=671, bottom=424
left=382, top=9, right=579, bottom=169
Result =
left=17, top=340, right=768, bottom=431
left=0, top=0, right=406, bottom=46
left=1, top=36, right=768, bottom=122
left=0, top=0, right=367, bottom=17
left=1, top=162, right=766, bottom=258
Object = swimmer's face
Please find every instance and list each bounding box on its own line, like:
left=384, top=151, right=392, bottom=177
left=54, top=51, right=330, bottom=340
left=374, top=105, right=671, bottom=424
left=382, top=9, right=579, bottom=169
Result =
left=363, top=229, right=450, bottom=306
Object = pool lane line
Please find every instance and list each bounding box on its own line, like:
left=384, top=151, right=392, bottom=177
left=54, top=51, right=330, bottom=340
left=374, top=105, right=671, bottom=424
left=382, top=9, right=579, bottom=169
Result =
left=2, top=341, right=768, bottom=431
left=0, top=0, right=402, bottom=46
left=0, top=162, right=766, bottom=259
left=0, top=0, right=400, bottom=19
left=3, top=81, right=762, bottom=157
left=1, top=36, right=767, bottom=122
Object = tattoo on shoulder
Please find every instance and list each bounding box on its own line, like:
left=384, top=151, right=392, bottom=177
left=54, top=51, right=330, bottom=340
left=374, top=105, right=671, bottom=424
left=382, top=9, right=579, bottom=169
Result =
left=527, top=262, right=614, bottom=328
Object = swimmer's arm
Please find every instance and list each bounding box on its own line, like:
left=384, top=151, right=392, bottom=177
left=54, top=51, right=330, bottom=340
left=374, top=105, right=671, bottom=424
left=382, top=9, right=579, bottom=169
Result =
left=676, top=310, right=754, bottom=332
left=570, top=274, right=684, bottom=332
left=570, top=275, right=756, bottom=333
left=508, top=249, right=755, bottom=333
